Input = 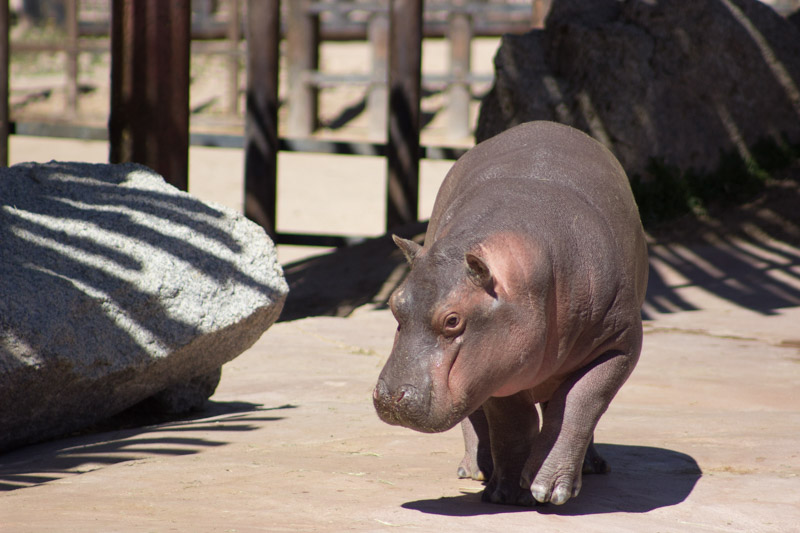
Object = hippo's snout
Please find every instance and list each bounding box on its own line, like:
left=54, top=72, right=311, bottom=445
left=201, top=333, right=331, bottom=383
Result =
left=373, top=379, right=431, bottom=430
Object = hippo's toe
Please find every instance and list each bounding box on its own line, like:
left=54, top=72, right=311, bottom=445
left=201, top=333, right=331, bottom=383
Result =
left=531, top=475, right=581, bottom=505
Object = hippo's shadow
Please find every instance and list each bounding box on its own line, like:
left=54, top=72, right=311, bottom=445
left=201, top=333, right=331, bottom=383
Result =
left=402, top=444, right=701, bottom=517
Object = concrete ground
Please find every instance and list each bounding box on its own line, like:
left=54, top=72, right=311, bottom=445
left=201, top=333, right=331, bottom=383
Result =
left=1, top=138, right=800, bottom=532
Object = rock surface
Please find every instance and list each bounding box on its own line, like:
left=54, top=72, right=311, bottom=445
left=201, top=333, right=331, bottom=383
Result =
left=477, top=0, right=800, bottom=178
left=0, top=161, right=288, bottom=452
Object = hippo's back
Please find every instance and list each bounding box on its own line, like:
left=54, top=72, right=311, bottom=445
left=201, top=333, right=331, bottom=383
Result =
left=426, top=121, right=647, bottom=312
left=428, top=121, right=639, bottom=241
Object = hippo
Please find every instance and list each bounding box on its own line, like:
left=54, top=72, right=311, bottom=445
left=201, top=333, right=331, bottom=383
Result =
left=373, top=121, right=648, bottom=506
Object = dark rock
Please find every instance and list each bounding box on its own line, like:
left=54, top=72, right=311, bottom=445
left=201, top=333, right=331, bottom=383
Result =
left=477, top=0, right=800, bottom=179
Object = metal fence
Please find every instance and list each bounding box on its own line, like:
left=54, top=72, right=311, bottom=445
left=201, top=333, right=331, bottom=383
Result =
left=1, top=0, right=547, bottom=246
left=8, top=0, right=537, bottom=138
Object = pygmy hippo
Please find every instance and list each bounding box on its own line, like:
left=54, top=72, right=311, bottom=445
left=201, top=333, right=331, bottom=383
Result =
left=373, top=121, right=648, bottom=506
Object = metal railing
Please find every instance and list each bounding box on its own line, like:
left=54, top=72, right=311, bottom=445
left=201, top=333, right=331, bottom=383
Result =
left=0, top=0, right=546, bottom=247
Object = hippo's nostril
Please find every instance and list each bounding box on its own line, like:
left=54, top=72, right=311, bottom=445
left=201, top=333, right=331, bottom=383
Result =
left=394, top=384, right=420, bottom=405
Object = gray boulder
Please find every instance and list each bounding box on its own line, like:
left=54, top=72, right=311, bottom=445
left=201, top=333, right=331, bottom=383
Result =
left=0, top=162, right=288, bottom=452
left=477, top=0, right=800, bottom=178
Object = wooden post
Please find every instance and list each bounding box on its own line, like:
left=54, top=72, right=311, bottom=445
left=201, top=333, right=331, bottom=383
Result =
left=244, top=0, right=280, bottom=236
left=367, top=12, right=388, bottom=140
left=386, top=0, right=422, bottom=230
left=226, top=0, right=241, bottom=115
left=447, top=0, right=471, bottom=140
left=0, top=0, right=8, bottom=167
left=286, top=0, right=318, bottom=137
left=65, top=0, right=79, bottom=115
left=109, top=0, right=191, bottom=191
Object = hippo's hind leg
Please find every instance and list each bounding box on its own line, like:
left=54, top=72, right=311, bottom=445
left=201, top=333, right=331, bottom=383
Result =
left=522, top=341, right=640, bottom=505
left=480, top=391, right=539, bottom=506
left=457, top=407, right=494, bottom=481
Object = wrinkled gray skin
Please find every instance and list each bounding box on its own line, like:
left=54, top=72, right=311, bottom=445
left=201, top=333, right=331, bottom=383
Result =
left=373, top=121, right=648, bottom=506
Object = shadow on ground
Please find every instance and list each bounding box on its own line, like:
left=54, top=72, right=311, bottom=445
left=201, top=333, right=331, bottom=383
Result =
left=403, top=444, right=702, bottom=517
left=280, top=172, right=800, bottom=322
left=0, top=402, right=296, bottom=492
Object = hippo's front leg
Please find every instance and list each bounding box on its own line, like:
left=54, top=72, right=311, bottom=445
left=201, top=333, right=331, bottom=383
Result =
left=480, top=391, right=539, bottom=506
left=521, top=345, right=640, bottom=505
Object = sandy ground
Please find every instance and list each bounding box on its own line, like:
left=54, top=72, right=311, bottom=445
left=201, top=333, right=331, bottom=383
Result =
left=1, top=135, right=800, bottom=532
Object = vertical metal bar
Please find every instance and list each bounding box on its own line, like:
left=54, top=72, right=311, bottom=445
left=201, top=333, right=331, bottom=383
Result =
left=367, top=11, right=388, bottom=140
left=0, top=0, right=8, bottom=167
left=447, top=0, right=471, bottom=140
left=226, top=0, right=241, bottom=115
left=65, top=0, right=79, bottom=115
left=244, top=0, right=280, bottom=236
left=109, top=0, right=191, bottom=191
left=386, top=0, right=422, bottom=230
left=286, top=0, right=318, bottom=137
left=532, top=0, right=552, bottom=29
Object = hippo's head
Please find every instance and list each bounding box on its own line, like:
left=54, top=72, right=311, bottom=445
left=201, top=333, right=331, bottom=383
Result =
left=373, top=234, right=550, bottom=433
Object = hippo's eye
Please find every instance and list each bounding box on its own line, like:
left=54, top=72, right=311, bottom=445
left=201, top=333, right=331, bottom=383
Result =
left=442, top=313, right=463, bottom=336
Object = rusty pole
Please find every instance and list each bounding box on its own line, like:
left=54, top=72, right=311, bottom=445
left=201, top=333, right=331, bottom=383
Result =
left=65, top=0, right=79, bottom=115
left=244, top=0, right=280, bottom=236
left=367, top=11, right=388, bottom=140
left=448, top=0, right=471, bottom=140
left=109, top=0, right=191, bottom=191
left=286, top=0, right=319, bottom=137
left=226, top=0, right=241, bottom=115
left=0, top=0, right=8, bottom=167
left=532, top=0, right=552, bottom=29
left=386, top=0, right=423, bottom=230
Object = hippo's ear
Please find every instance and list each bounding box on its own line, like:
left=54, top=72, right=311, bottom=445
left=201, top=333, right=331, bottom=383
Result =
left=393, top=235, right=422, bottom=264
left=465, top=253, right=496, bottom=297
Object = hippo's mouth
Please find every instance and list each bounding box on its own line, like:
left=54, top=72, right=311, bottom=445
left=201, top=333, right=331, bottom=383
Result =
left=373, top=379, right=466, bottom=433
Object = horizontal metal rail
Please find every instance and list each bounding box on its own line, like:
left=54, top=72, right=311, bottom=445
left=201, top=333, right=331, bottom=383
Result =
left=306, top=1, right=532, bottom=16
left=11, top=121, right=468, bottom=160
left=303, top=71, right=493, bottom=87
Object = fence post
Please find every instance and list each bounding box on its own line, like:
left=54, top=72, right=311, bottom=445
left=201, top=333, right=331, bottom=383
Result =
left=447, top=0, right=471, bottom=140
left=244, top=0, right=280, bottom=236
left=368, top=11, right=388, bottom=140
left=109, top=0, right=191, bottom=191
left=65, top=0, right=79, bottom=115
left=386, top=0, right=423, bottom=230
left=227, top=0, right=241, bottom=115
left=0, top=0, right=8, bottom=167
left=286, top=0, right=318, bottom=137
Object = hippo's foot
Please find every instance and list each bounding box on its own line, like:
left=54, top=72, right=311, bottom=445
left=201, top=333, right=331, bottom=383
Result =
left=457, top=455, right=490, bottom=481
left=457, top=409, right=493, bottom=481
left=522, top=443, right=604, bottom=504
left=529, top=472, right=581, bottom=506
left=481, top=476, right=537, bottom=507
left=522, top=439, right=584, bottom=505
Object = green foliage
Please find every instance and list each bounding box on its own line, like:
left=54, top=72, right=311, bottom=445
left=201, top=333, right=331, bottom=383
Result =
left=631, top=137, right=800, bottom=228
